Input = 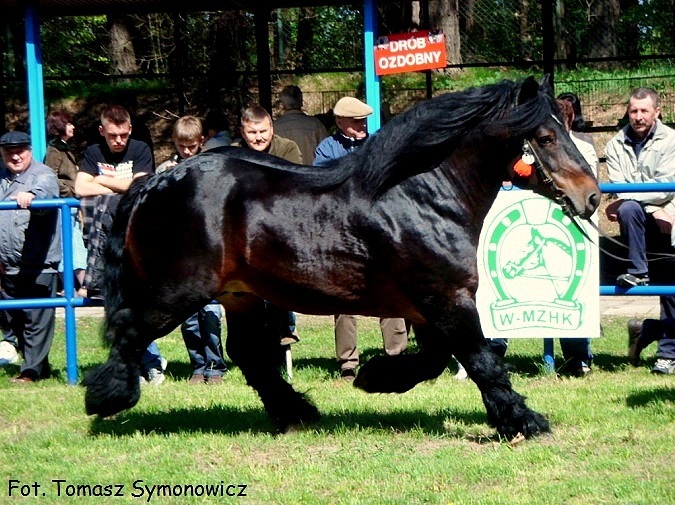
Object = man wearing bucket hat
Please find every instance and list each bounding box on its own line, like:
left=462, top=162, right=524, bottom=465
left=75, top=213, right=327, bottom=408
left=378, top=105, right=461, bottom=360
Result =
left=313, top=97, right=408, bottom=381
left=0, top=131, right=61, bottom=383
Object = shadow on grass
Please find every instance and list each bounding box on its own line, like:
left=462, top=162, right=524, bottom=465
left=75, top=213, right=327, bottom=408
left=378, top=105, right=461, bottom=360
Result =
left=626, top=387, right=675, bottom=408
left=88, top=404, right=487, bottom=439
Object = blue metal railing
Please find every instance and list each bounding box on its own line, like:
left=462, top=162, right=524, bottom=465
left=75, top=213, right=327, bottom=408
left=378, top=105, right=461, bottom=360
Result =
left=597, top=182, right=675, bottom=296
left=0, top=198, right=102, bottom=385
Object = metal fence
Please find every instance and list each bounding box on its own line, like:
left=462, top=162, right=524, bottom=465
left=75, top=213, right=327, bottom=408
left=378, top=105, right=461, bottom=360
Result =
left=0, top=198, right=101, bottom=385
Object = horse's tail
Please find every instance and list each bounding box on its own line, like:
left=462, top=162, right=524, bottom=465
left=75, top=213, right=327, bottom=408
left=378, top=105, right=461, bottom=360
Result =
left=101, top=176, right=150, bottom=343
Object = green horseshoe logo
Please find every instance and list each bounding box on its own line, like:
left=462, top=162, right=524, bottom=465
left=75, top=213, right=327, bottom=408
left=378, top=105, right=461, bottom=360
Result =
left=481, top=196, right=592, bottom=331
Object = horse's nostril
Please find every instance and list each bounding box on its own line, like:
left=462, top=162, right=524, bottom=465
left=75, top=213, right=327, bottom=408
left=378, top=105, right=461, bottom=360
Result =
left=588, top=192, right=601, bottom=211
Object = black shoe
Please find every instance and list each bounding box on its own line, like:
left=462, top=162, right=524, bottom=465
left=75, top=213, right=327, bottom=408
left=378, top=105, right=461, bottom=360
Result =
left=616, top=273, right=649, bottom=287
left=627, top=319, right=643, bottom=366
left=628, top=318, right=662, bottom=366
left=340, top=368, right=356, bottom=382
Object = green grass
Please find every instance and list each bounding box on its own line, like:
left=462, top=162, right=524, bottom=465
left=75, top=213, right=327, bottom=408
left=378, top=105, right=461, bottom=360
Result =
left=1, top=315, right=673, bottom=504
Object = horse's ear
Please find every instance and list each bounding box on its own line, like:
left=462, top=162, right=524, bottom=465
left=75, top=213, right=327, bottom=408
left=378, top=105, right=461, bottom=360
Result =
left=539, top=74, right=554, bottom=95
left=517, top=76, right=540, bottom=104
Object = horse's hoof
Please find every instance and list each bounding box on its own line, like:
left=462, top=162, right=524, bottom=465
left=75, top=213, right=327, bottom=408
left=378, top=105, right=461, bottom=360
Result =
left=497, top=408, right=550, bottom=440
left=83, top=361, right=141, bottom=417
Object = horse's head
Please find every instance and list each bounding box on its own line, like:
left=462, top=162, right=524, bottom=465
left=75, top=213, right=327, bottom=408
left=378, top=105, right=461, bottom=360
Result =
left=506, top=77, right=601, bottom=220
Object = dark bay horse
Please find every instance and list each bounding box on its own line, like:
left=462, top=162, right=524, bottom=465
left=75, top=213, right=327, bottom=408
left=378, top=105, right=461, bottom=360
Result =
left=85, top=77, right=600, bottom=439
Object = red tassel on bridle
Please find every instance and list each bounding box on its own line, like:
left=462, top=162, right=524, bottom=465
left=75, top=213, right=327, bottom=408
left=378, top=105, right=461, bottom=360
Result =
left=513, top=158, right=533, bottom=177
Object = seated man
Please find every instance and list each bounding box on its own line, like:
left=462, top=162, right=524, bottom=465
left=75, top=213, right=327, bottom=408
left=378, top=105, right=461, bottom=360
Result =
left=605, top=87, right=675, bottom=375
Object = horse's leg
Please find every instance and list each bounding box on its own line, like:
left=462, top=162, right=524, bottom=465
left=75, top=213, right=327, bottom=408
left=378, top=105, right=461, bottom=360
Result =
left=354, top=323, right=453, bottom=393
left=356, top=295, right=550, bottom=439
left=451, top=331, right=550, bottom=439
left=84, top=308, right=155, bottom=417
left=223, top=294, right=320, bottom=432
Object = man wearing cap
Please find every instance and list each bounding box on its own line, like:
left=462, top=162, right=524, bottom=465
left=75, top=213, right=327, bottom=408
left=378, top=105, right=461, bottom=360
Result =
left=313, top=97, right=408, bottom=381
left=314, top=96, right=373, bottom=166
left=0, top=131, right=61, bottom=383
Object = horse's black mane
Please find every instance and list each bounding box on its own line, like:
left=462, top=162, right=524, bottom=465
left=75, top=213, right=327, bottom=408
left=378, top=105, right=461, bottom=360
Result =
left=344, top=78, right=556, bottom=193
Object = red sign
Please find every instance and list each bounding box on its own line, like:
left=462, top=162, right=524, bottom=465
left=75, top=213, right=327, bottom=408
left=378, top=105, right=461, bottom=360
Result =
left=374, top=30, right=447, bottom=76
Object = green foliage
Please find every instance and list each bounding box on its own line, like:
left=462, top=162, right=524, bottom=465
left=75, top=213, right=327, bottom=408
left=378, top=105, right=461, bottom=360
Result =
left=1, top=315, right=673, bottom=504
left=41, top=16, right=109, bottom=78
left=307, top=7, right=363, bottom=69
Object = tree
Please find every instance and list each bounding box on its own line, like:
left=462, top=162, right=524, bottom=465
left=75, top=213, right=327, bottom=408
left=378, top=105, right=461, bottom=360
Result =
left=429, top=0, right=461, bottom=66
left=108, top=15, right=139, bottom=75
left=586, top=0, right=621, bottom=68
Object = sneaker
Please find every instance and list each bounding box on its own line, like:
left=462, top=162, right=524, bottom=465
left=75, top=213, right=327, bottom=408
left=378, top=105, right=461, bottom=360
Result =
left=651, top=358, right=675, bottom=375
left=280, top=334, right=300, bottom=346
left=340, top=368, right=356, bottom=382
left=0, top=341, right=20, bottom=367
left=147, top=367, right=166, bottom=385
left=616, top=273, right=649, bottom=287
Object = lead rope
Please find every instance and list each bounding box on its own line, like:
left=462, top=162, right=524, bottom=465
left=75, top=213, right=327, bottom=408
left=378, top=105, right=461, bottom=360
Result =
left=570, top=215, right=675, bottom=263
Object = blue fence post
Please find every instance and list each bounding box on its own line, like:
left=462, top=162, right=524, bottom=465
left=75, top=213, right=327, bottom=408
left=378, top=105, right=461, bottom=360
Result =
left=543, top=339, right=555, bottom=373
left=363, top=0, right=381, bottom=133
left=60, top=202, right=79, bottom=384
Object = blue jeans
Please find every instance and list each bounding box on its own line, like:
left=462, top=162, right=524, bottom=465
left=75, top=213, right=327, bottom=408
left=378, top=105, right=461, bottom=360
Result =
left=657, top=297, right=675, bottom=359
left=141, top=341, right=163, bottom=372
left=181, top=302, right=227, bottom=377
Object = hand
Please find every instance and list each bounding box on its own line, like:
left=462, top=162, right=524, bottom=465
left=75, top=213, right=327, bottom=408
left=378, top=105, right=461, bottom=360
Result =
left=605, top=199, right=623, bottom=222
left=11, top=191, right=35, bottom=209
left=652, top=208, right=674, bottom=235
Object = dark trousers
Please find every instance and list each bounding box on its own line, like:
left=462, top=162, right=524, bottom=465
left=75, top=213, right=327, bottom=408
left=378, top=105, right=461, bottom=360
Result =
left=0, top=272, right=58, bottom=378
left=617, top=200, right=675, bottom=358
left=181, top=302, right=227, bottom=377
left=616, top=200, right=670, bottom=276
left=657, top=298, right=675, bottom=359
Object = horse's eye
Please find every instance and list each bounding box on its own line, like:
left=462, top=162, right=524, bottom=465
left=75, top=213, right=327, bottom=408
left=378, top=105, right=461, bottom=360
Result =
left=537, top=135, right=554, bottom=146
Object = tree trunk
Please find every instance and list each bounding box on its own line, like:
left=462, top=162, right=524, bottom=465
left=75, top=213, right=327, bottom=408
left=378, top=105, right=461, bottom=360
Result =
left=206, top=11, right=250, bottom=114
left=588, top=0, right=621, bottom=69
left=108, top=15, right=138, bottom=75
left=619, top=0, right=640, bottom=67
left=296, top=7, right=314, bottom=70
left=429, top=0, right=461, bottom=67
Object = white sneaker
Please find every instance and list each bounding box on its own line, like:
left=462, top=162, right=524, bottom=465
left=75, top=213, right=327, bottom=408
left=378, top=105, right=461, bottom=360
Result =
left=0, top=341, right=20, bottom=366
left=147, top=368, right=166, bottom=385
